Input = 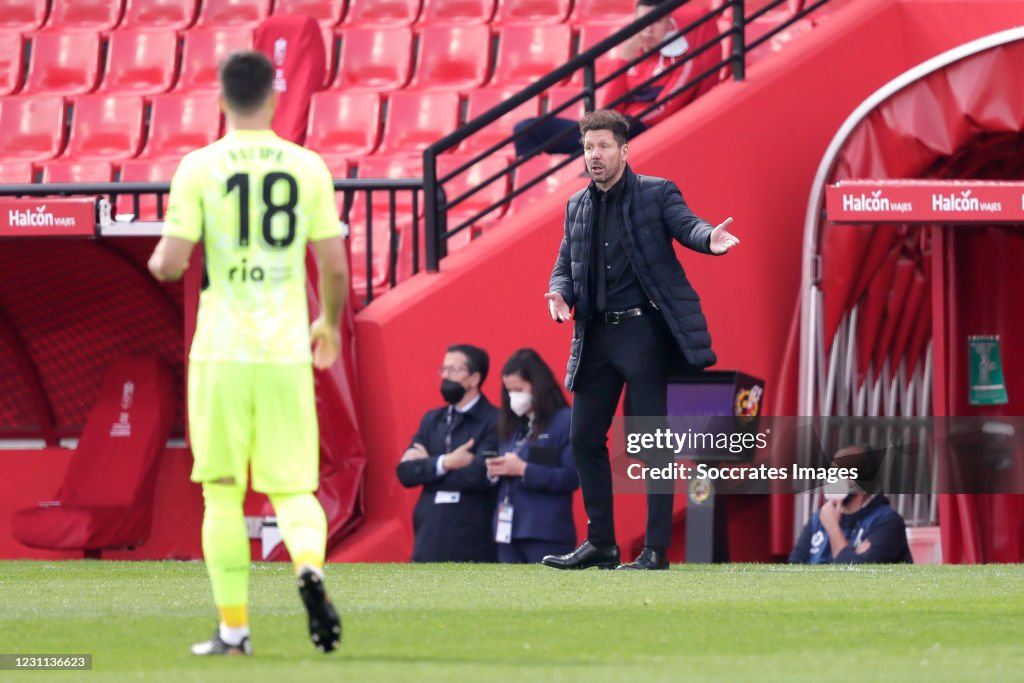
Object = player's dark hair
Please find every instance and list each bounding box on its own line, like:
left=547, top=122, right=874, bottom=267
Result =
left=219, top=51, right=275, bottom=115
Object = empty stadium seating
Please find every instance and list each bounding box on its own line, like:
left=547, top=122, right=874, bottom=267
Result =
left=0, top=0, right=48, bottom=33
left=195, top=0, right=272, bottom=28
left=0, top=96, right=67, bottom=163
left=121, top=0, right=198, bottom=31
left=411, top=25, right=492, bottom=91
left=569, top=0, right=634, bottom=24
left=44, top=0, right=126, bottom=32
left=344, top=0, right=422, bottom=26
left=138, top=92, right=221, bottom=159
left=493, top=0, right=572, bottom=25
left=378, top=91, right=460, bottom=153
left=417, top=0, right=496, bottom=26
left=458, top=88, right=541, bottom=153
left=0, top=33, right=24, bottom=97
left=176, top=28, right=254, bottom=92
left=61, top=94, right=145, bottom=161
left=306, top=90, right=383, bottom=159
left=331, top=26, right=413, bottom=92
left=41, top=160, right=115, bottom=183
left=492, top=24, right=572, bottom=86
left=116, top=159, right=181, bottom=219
left=21, top=32, right=102, bottom=97
left=273, top=0, right=347, bottom=26
left=0, top=161, right=34, bottom=184
left=99, top=30, right=179, bottom=96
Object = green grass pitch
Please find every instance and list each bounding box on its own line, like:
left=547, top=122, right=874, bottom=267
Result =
left=1, top=561, right=1022, bottom=682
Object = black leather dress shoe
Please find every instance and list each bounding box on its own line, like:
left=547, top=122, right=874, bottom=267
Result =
left=616, top=547, right=670, bottom=570
left=541, top=540, right=620, bottom=570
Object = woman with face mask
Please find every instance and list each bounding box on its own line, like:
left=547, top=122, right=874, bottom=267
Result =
left=485, top=349, right=580, bottom=564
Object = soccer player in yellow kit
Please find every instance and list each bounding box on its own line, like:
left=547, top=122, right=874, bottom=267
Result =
left=147, top=51, right=348, bottom=656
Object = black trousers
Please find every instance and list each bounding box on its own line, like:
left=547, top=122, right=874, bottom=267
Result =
left=569, top=312, right=675, bottom=550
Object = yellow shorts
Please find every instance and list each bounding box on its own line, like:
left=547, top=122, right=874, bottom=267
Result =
left=188, top=361, right=319, bottom=494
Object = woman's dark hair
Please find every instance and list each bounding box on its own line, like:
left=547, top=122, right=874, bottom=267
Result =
left=498, top=348, right=568, bottom=442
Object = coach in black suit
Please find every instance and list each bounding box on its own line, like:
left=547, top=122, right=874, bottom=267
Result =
left=396, top=344, right=500, bottom=563
left=543, top=110, right=739, bottom=570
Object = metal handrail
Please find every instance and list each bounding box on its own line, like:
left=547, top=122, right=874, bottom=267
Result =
left=423, top=0, right=835, bottom=269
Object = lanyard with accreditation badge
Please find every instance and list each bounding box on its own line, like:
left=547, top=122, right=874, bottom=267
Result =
left=496, top=421, right=532, bottom=544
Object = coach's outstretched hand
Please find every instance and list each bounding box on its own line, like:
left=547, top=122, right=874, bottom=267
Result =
left=544, top=292, right=571, bottom=323
left=709, top=217, right=740, bottom=255
left=310, top=316, right=341, bottom=370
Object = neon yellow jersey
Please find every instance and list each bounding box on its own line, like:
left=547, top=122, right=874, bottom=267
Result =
left=163, top=129, right=342, bottom=364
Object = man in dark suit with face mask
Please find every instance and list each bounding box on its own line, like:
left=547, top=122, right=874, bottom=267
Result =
left=396, top=344, right=500, bottom=562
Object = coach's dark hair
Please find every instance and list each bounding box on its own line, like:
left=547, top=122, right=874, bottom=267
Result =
left=447, top=344, right=489, bottom=385
left=498, top=348, right=568, bottom=442
left=579, top=109, right=629, bottom=146
left=219, top=51, right=275, bottom=114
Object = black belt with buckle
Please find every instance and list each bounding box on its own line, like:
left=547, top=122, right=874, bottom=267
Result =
left=603, top=306, right=647, bottom=325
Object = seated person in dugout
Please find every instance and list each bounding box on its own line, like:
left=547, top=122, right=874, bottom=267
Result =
left=789, top=446, right=914, bottom=565
left=396, top=344, right=500, bottom=563
left=513, top=0, right=720, bottom=158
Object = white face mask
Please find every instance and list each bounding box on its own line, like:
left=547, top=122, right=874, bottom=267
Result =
left=508, top=391, right=533, bottom=417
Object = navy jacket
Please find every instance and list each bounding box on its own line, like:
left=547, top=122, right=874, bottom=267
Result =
left=789, top=495, right=913, bottom=564
left=493, top=407, right=579, bottom=545
left=548, top=165, right=718, bottom=390
left=396, top=395, right=499, bottom=563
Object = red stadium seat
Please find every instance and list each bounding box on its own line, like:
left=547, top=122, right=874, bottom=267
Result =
left=0, top=96, right=67, bottom=163
left=61, top=95, right=145, bottom=161
left=99, top=30, right=178, bottom=96
left=0, top=161, right=34, bottom=184
left=568, top=0, right=633, bottom=24
left=438, top=153, right=511, bottom=226
left=176, top=28, right=253, bottom=92
left=0, top=0, right=47, bottom=33
left=417, top=0, right=495, bottom=25
left=569, top=22, right=619, bottom=85
left=331, top=26, right=412, bottom=92
left=493, top=0, right=571, bottom=25
left=41, top=160, right=115, bottom=183
left=378, top=91, right=460, bottom=154
left=305, top=91, right=382, bottom=158
left=43, top=0, right=125, bottom=32
left=0, top=32, right=25, bottom=96
left=354, top=154, right=422, bottom=214
left=273, top=0, right=347, bottom=27
left=343, top=0, right=421, bottom=26
left=138, top=92, right=222, bottom=159
left=458, top=88, right=540, bottom=153
left=10, top=357, right=174, bottom=555
left=410, top=25, right=491, bottom=91
left=196, top=0, right=272, bottom=28
left=121, top=0, right=198, bottom=31
left=22, top=31, right=102, bottom=97
left=545, top=86, right=586, bottom=119
left=492, top=25, right=571, bottom=87
left=509, top=153, right=585, bottom=214
left=116, top=159, right=181, bottom=219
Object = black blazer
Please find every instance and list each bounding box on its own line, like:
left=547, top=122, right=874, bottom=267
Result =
left=396, top=395, right=500, bottom=562
left=548, top=165, right=718, bottom=390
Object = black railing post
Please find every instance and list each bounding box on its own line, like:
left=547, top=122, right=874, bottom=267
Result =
left=732, top=0, right=746, bottom=81
left=582, top=63, right=597, bottom=112
left=423, top=148, right=441, bottom=272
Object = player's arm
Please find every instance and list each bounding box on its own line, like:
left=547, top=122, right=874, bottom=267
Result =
left=309, top=156, right=349, bottom=370
left=150, top=154, right=202, bottom=282
left=148, top=236, right=195, bottom=282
